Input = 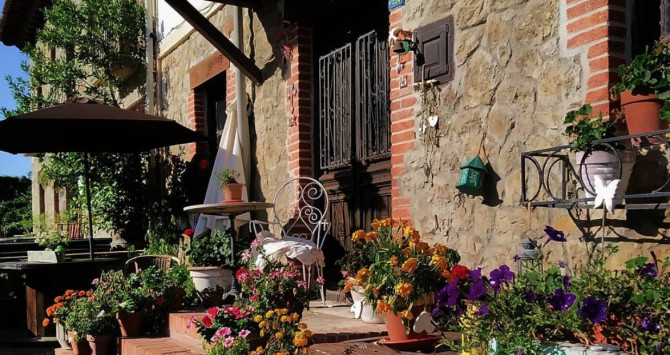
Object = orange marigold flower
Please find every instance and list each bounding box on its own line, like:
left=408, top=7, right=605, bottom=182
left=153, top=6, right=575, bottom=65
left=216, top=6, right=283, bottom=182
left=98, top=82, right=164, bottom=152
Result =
left=395, top=282, right=413, bottom=297
left=400, top=309, right=414, bottom=320
left=54, top=296, right=63, bottom=303
left=64, top=290, right=74, bottom=296
left=401, top=247, right=412, bottom=256
left=46, top=306, right=54, bottom=317
left=42, top=318, right=50, bottom=327
left=364, top=231, right=379, bottom=242
left=434, top=243, right=448, bottom=256
left=376, top=300, right=392, bottom=314
left=414, top=241, right=429, bottom=251
left=86, top=291, right=93, bottom=297
left=380, top=218, right=393, bottom=228
left=440, top=269, right=454, bottom=282
left=352, top=229, right=366, bottom=242
left=401, top=258, right=418, bottom=274
left=78, top=291, right=86, bottom=297
left=397, top=219, right=409, bottom=228
left=389, top=255, right=398, bottom=266
left=373, top=288, right=380, bottom=297
left=426, top=247, right=435, bottom=256
left=371, top=219, right=381, bottom=229
left=64, top=296, right=71, bottom=301
left=343, top=282, right=352, bottom=293
left=355, top=268, right=371, bottom=283
left=431, top=255, right=447, bottom=271
left=56, top=302, right=64, bottom=309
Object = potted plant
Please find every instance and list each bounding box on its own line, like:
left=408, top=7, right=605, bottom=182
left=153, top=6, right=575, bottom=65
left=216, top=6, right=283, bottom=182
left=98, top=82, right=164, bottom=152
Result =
left=614, top=39, right=670, bottom=135
left=186, top=229, right=234, bottom=304
left=350, top=219, right=460, bottom=348
left=564, top=104, right=635, bottom=201
left=165, top=264, right=195, bottom=311
left=215, top=169, right=244, bottom=202
left=43, top=289, right=91, bottom=350
left=338, top=234, right=383, bottom=324
left=31, top=229, right=68, bottom=262
left=64, top=295, right=94, bottom=355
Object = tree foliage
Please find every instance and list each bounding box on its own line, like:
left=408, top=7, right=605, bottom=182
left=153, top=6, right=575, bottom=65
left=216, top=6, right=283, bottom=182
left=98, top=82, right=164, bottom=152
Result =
left=0, top=176, right=32, bottom=238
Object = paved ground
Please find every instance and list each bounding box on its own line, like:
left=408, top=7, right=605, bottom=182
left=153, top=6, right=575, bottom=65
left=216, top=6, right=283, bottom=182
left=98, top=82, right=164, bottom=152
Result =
left=0, top=328, right=57, bottom=355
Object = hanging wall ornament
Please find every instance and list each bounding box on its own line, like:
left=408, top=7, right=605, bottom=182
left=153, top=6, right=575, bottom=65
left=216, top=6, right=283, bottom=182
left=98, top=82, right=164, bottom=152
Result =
left=417, top=81, right=442, bottom=185
left=456, top=134, right=489, bottom=197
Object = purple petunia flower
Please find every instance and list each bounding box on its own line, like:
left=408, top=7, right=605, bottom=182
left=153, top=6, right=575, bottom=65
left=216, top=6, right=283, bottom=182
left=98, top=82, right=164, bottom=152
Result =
left=638, top=263, right=658, bottom=278
left=562, top=275, right=571, bottom=291
left=547, top=288, right=576, bottom=312
left=436, top=280, right=460, bottom=307
left=578, top=296, right=607, bottom=323
left=468, top=268, right=482, bottom=281
left=489, top=265, right=515, bottom=292
left=558, top=261, right=568, bottom=269
left=642, top=317, right=661, bottom=333
left=521, top=290, right=537, bottom=303
left=544, top=226, right=567, bottom=243
left=474, top=303, right=490, bottom=316
left=468, top=280, right=487, bottom=301
left=518, top=347, right=524, bottom=355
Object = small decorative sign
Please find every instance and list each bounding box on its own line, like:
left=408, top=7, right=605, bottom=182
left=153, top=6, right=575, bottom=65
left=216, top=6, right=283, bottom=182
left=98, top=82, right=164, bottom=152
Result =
left=27, top=250, right=59, bottom=263
left=388, top=0, right=405, bottom=10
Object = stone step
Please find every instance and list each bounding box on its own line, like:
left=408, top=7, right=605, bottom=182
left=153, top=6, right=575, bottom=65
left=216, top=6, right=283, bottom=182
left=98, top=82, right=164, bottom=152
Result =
left=168, top=311, right=205, bottom=342
left=120, top=337, right=204, bottom=355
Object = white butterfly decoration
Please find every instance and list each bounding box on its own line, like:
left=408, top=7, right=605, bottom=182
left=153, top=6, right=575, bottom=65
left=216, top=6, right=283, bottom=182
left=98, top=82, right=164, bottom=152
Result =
left=428, top=115, right=439, bottom=127
left=413, top=311, right=436, bottom=333
left=350, top=301, right=363, bottom=319
left=592, top=175, right=619, bottom=214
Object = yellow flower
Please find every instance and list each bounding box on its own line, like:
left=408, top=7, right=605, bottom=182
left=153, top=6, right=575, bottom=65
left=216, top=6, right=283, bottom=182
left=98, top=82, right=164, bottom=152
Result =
left=259, top=320, right=269, bottom=328
left=343, top=282, right=352, bottom=293
left=291, top=313, right=300, bottom=322
left=376, top=300, right=392, bottom=314
left=355, top=268, right=371, bottom=283
left=293, top=333, right=308, bottom=347
left=256, top=346, right=264, bottom=353
left=265, top=310, right=275, bottom=318
left=365, top=231, right=379, bottom=242
left=371, top=219, right=381, bottom=229
left=352, top=229, right=366, bottom=242
left=380, top=218, right=393, bottom=228
left=275, top=332, right=284, bottom=339
left=401, top=258, right=418, bottom=273
left=278, top=308, right=288, bottom=315
left=303, top=329, right=313, bottom=337
left=396, top=282, right=413, bottom=297
left=390, top=255, right=398, bottom=266
left=298, top=322, right=308, bottom=330
left=400, top=309, right=414, bottom=320
left=260, top=330, right=265, bottom=337
left=431, top=254, right=447, bottom=271
left=253, top=315, right=263, bottom=323
left=280, top=315, right=289, bottom=323
left=434, top=243, right=448, bottom=256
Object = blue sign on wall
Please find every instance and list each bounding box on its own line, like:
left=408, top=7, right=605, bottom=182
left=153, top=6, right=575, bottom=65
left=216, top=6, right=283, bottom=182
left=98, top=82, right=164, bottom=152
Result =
left=389, top=0, right=405, bottom=10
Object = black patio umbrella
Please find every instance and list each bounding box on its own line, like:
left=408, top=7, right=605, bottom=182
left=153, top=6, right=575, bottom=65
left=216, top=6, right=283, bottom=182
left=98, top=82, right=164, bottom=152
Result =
left=0, top=98, right=208, bottom=260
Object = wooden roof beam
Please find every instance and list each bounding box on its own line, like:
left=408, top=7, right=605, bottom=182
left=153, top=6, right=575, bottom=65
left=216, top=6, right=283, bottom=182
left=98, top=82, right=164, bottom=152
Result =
left=164, top=0, right=263, bottom=85
left=205, top=0, right=258, bottom=9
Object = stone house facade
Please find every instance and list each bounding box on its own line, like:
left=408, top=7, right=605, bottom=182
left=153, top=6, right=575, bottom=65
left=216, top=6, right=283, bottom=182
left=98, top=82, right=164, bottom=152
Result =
left=156, top=0, right=670, bottom=271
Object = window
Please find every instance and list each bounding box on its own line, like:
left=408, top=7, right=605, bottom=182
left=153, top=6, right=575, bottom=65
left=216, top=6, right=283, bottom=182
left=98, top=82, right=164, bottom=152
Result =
left=632, top=0, right=662, bottom=56
left=201, top=72, right=227, bottom=159
left=414, top=16, right=454, bottom=84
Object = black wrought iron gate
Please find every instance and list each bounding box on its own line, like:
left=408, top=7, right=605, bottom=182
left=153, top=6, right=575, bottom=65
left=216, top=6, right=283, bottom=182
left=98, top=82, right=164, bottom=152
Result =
left=317, top=30, right=392, bottom=250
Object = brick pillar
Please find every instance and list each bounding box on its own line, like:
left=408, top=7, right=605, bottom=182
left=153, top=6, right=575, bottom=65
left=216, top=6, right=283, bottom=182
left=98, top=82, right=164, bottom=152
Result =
left=389, top=8, right=416, bottom=221
left=187, top=89, right=207, bottom=159
left=285, top=25, right=313, bottom=178
left=566, top=0, right=626, bottom=115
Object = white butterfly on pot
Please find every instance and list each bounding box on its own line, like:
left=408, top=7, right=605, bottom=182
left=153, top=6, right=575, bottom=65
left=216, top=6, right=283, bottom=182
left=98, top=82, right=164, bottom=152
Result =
left=592, top=175, right=619, bottom=214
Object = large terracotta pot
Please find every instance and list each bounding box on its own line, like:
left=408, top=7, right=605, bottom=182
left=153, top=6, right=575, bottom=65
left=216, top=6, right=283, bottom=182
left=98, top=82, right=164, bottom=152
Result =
left=117, top=311, right=144, bottom=337
left=575, top=150, right=636, bottom=204
left=68, top=331, right=91, bottom=355
left=56, top=322, right=71, bottom=349
left=86, top=334, right=113, bottom=355
left=221, top=183, right=244, bottom=202
left=385, top=306, right=431, bottom=342
left=620, top=90, right=666, bottom=137
left=188, top=266, right=233, bottom=292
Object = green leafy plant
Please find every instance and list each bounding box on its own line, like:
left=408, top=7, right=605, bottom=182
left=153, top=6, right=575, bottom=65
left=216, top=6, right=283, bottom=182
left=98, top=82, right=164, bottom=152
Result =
left=0, top=176, right=32, bottom=238
left=214, top=169, right=240, bottom=187
left=564, top=104, right=616, bottom=152
left=614, top=39, right=670, bottom=121
left=187, top=230, right=234, bottom=268
left=35, top=229, right=69, bottom=251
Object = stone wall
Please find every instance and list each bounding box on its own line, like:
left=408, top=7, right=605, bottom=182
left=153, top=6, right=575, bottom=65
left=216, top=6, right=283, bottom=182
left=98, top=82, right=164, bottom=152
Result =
left=391, top=0, right=670, bottom=270
left=159, top=4, right=292, bottom=206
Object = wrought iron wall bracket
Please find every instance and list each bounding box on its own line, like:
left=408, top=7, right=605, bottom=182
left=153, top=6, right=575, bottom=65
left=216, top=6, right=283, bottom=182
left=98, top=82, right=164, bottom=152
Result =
left=521, top=129, right=670, bottom=210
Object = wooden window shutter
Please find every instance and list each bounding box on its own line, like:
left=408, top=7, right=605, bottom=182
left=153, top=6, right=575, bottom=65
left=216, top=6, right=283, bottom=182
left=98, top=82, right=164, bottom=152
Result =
left=414, top=16, right=454, bottom=84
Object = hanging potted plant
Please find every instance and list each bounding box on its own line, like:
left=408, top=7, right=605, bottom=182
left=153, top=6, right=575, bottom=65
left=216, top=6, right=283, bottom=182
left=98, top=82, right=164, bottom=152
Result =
left=564, top=104, right=635, bottom=201
left=613, top=39, right=670, bottom=136
left=215, top=169, right=244, bottom=202
left=351, top=219, right=460, bottom=350
left=186, top=229, right=234, bottom=306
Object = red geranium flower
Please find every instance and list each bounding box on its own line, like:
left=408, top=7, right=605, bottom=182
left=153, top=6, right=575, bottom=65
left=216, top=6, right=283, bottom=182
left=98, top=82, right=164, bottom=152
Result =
left=201, top=315, right=213, bottom=328
left=451, top=265, right=471, bottom=280
left=199, top=160, right=209, bottom=170
left=183, top=229, right=195, bottom=237
left=207, top=306, right=218, bottom=319
left=155, top=297, right=164, bottom=305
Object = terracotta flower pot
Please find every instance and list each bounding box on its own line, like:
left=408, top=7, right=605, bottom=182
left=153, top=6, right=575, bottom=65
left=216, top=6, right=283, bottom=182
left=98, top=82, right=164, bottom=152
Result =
left=385, top=306, right=430, bottom=342
left=221, top=183, right=244, bottom=202
left=620, top=90, right=666, bottom=136
left=116, top=311, right=144, bottom=337
left=575, top=150, right=636, bottom=204
left=68, top=331, right=91, bottom=355
left=86, top=334, right=113, bottom=355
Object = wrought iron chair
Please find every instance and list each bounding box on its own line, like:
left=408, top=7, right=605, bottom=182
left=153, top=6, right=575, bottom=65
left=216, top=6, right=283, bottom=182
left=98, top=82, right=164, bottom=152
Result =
left=123, top=255, right=180, bottom=275
left=249, top=177, right=330, bottom=303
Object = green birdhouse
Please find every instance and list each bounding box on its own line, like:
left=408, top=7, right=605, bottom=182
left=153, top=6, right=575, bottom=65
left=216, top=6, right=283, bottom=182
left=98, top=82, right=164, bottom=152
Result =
left=456, top=156, right=487, bottom=196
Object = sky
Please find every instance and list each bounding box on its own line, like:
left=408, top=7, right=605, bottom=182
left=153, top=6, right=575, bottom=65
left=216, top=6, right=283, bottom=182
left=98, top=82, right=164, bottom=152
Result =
left=0, top=0, right=31, bottom=177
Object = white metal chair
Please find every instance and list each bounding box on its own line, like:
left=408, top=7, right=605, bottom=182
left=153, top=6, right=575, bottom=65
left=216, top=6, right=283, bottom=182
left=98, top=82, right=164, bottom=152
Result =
left=250, top=177, right=330, bottom=304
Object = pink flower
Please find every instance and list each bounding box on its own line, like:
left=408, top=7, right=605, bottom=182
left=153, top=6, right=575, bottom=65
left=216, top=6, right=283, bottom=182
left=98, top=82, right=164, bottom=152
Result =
left=207, top=306, right=219, bottom=319
left=216, top=327, right=232, bottom=337
left=223, top=336, right=235, bottom=348
left=186, top=315, right=195, bottom=329
left=250, top=239, right=260, bottom=248
left=270, top=270, right=282, bottom=278
left=201, top=315, right=213, bottom=328
left=135, top=267, right=142, bottom=275
left=241, top=250, right=252, bottom=261
left=250, top=294, right=259, bottom=302
left=316, top=276, right=325, bottom=285
left=297, top=280, right=307, bottom=288
left=239, top=329, right=250, bottom=338
left=91, top=278, right=99, bottom=285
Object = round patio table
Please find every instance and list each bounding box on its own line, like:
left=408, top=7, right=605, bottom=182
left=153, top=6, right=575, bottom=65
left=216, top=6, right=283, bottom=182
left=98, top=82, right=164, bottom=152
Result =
left=183, top=202, right=273, bottom=297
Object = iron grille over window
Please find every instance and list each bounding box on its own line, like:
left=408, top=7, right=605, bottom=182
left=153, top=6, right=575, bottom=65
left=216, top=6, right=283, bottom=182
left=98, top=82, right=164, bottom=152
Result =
left=318, top=30, right=390, bottom=170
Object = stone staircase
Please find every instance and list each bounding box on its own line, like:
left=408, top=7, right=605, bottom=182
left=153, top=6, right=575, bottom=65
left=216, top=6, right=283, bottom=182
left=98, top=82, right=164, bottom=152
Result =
left=119, top=312, right=206, bottom=355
